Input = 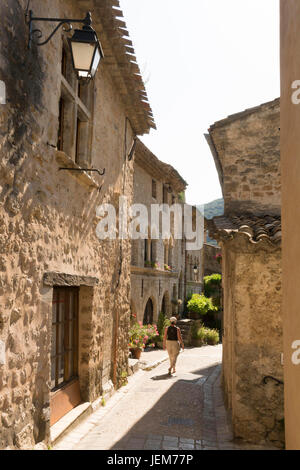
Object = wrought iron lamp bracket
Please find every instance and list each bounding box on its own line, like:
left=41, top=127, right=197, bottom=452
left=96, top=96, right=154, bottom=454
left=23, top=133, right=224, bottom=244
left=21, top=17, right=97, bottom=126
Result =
left=26, top=9, right=92, bottom=49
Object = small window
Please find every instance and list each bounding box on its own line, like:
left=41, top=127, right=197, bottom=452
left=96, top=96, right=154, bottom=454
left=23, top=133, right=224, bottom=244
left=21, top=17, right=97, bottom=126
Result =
left=152, top=179, right=157, bottom=199
left=163, top=185, right=168, bottom=204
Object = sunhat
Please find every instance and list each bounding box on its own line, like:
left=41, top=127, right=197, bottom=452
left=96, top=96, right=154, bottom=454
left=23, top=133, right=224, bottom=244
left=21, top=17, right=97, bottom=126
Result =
left=170, top=316, right=177, bottom=323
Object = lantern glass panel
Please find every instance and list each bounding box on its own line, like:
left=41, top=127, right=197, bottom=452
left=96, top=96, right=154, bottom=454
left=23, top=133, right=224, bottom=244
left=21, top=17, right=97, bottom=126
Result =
left=71, top=41, right=96, bottom=72
left=91, top=47, right=101, bottom=77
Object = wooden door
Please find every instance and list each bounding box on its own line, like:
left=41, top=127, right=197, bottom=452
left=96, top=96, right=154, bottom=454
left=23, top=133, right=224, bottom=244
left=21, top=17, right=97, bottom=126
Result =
left=50, top=287, right=81, bottom=425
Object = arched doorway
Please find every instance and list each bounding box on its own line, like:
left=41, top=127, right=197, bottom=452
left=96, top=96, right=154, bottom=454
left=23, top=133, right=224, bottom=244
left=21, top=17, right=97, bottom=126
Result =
left=143, top=298, right=153, bottom=325
left=161, top=291, right=170, bottom=317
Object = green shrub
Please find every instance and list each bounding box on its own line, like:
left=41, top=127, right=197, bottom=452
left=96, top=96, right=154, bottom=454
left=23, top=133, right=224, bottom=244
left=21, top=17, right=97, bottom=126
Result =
left=191, top=324, right=219, bottom=345
left=204, top=274, right=222, bottom=298
left=156, top=312, right=171, bottom=342
left=160, top=318, right=171, bottom=341
left=193, top=326, right=206, bottom=342
left=205, top=328, right=219, bottom=345
left=157, top=312, right=166, bottom=336
left=187, top=294, right=217, bottom=316
left=178, top=192, right=185, bottom=202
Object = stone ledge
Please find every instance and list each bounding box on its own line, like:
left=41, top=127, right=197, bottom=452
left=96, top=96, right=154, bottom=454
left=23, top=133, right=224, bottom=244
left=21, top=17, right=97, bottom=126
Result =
left=43, top=272, right=99, bottom=287
left=55, top=150, right=101, bottom=190
left=131, top=266, right=178, bottom=278
left=50, top=402, right=92, bottom=446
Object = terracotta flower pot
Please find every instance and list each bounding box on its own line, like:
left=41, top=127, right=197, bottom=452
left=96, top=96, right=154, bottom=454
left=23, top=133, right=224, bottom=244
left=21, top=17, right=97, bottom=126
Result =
left=130, top=347, right=142, bottom=360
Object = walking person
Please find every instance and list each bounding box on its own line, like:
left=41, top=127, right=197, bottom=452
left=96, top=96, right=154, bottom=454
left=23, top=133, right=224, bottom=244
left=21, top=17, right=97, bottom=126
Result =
left=163, top=317, right=184, bottom=375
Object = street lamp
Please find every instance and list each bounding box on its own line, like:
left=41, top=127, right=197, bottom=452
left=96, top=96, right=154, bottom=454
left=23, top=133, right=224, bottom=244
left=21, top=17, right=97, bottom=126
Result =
left=26, top=9, right=104, bottom=82
left=193, top=265, right=198, bottom=275
left=68, top=21, right=104, bottom=80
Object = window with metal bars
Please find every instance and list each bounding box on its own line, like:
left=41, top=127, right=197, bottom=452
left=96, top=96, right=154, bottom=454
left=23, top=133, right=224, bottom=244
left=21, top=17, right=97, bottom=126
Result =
left=51, top=287, right=79, bottom=391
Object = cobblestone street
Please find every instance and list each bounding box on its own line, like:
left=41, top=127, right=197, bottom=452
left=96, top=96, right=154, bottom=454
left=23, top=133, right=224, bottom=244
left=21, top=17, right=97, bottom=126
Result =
left=54, top=346, right=276, bottom=450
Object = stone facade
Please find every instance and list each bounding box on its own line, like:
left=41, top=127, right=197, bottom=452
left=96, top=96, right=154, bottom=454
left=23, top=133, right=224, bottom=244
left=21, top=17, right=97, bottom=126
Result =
left=0, top=0, right=154, bottom=449
left=206, top=98, right=280, bottom=216
left=131, top=140, right=203, bottom=323
left=203, top=243, right=222, bottom=276
left=185, top=247, right=203, bottom=297
left=220, top=230, right=283, bottom=447
left=131, top=140, right=186, bottom=322
left=207, top=100, right=284, bottom=447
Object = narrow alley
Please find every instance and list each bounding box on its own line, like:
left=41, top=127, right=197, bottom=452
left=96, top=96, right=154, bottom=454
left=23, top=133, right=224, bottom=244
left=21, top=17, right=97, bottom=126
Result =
left=54, top=346, right=275, bottom=451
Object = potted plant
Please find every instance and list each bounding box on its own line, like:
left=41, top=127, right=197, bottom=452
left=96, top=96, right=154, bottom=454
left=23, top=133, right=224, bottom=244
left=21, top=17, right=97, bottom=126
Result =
left=152, top=261, right=160, bottom=269
left=129, top=322, right=159, bottom=359
left=187, top=294, right=218, bottom=320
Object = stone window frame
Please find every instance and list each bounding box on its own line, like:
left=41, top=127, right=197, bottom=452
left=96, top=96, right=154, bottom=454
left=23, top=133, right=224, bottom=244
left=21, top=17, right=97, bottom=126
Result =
left=57, top=38, right=94, bottom=166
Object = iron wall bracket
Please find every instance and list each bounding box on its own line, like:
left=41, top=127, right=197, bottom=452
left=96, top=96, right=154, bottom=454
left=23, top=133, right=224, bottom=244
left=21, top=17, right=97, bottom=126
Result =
left=262, top=376, right=284, bottom=386
left=26, top=7, right=92, bottom=49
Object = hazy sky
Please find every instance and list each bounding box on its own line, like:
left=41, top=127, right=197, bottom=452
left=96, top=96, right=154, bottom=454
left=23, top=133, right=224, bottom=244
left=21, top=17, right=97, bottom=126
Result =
left=119, top=0, right=280, bottom=205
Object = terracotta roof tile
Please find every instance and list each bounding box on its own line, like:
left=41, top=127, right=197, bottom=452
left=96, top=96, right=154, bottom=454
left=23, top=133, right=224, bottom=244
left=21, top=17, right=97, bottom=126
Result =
left=208, top=214, right=281, bottom=246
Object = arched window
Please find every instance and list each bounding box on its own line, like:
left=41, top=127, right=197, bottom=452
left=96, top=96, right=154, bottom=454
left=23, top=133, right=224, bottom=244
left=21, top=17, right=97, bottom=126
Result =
left=161, top=292, right=170, bottom=316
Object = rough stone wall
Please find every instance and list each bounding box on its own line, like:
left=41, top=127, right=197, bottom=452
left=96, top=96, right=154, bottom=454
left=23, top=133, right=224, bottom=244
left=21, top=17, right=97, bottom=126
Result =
left=203, top=243, right=222, bottom=276
left=209, top=99, right=280, bottom=216
left=222, top=239, right=284, bottom=448
left=0, top=0, right=135, bottom=449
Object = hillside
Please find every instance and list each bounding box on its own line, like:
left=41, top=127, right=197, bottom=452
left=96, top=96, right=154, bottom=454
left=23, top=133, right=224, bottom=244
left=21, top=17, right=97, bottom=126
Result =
left=203, top=198, right=224, bottom=246
left=204, top=198, right=224, bottom=220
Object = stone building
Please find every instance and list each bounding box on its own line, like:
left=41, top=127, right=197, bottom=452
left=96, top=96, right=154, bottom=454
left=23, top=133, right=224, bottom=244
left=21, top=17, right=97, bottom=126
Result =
left=206, top=99, right=284, bottom=448
left=131, top=139, right=189, bottom=323
left=185, top=206, right=204, bottom=298
left=0, top=0, right=154, bottom=449
left=281, top=0, right=300, bottom=450
left=203, top=242, right=222, bottom=276
left=130, top=141, right=204, bottom=323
